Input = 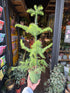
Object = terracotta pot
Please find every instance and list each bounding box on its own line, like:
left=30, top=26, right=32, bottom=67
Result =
left=20, top=78, right=25, bottom=86
left=16, top=87, right=21, bottom=93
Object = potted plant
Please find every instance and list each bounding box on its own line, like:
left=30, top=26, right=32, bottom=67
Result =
left=44, top=64, right=66, bottom=93
left=15, top=5, right=52, bottom=83
left=5, top=68, right=15, bottom=91
left=11, top=66, right=26, bottom=93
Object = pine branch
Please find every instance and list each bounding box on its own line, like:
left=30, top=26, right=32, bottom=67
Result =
left=20, top=39, right=30, bottom=52
left=42, top=43, right=53, bottom=53
left=39, top=27, right=52, bottom=34
left=15, top=24, right=28, bottom=31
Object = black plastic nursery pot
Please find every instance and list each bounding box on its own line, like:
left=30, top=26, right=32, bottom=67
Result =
left=29, top=70, right=41, bottom=83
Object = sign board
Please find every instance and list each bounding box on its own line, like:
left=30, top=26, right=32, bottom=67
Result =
left=64, top=25, right=70, bottom=43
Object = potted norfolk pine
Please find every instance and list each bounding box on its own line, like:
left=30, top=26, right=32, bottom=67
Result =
left=15, top=5, right=53, bottom=83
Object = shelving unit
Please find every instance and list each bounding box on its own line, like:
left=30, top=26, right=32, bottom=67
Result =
left=58, top=50, right=70, bottom=62
left=60, top=50, right=70, bottom=53
left=59, top=59, right=70, bottom=62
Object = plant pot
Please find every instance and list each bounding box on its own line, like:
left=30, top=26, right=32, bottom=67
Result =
left=29, top=70, right=41, bottom=83
left=5, top=79, right=15, bottom=90
left=67, top=84, right=70, bottom=92
left=16, top=87, right=21, bottom=93
left=0, top=6, right=3, bottom=17
left=20, top=78, right=25, bottom=86
left=0, top=20, right=4, bottom=30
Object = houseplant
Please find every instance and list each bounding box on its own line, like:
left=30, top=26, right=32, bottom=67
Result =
left=44, top=64, right=66, bottom=93
left=15, top=5, right=53, bottom=83
left=5, top=67, right=15, bottom=91
left=11, top=65, right=26, bottom=93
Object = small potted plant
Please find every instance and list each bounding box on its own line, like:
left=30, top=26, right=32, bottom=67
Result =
left=44, top=64, right=66, bottom=93
left=15, top=5, right=52, bottom=83
left=5, top=68, right=15, bottom=91
left=11, top=66, right=26, bottom=93
left=12, top=68, right=21, bottom=93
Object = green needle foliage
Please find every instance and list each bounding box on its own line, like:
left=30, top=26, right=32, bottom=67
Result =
left=27, top=5, right=44, bottom=24
left=15, top=5, right=53, bottom=83
left=15, top=23, right=52, bottom=40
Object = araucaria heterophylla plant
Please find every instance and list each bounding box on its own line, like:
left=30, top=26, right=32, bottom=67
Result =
left=15, top=5, right=53, bottom=83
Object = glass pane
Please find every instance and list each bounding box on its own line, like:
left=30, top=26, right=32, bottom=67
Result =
left=59, top=0, right=70, bottom=66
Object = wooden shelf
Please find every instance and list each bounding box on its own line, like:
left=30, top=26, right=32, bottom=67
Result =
left=59, top=59, right=70, bottom=61
left=60, top=50, right=70, bottom=53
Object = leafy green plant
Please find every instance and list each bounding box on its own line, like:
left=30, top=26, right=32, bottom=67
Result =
left=15, top=5, right=52, bottom=83
left=44, top=64, right=65, bottom=93
left=11, top=66, right=26, bottom=88
left=4, top=67, right=15, bottom=90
